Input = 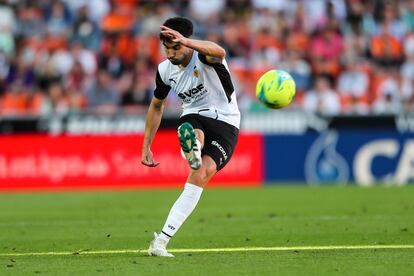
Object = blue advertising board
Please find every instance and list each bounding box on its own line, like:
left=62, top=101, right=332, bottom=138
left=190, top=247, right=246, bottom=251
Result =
left=264, top=130, right=414, bottom=185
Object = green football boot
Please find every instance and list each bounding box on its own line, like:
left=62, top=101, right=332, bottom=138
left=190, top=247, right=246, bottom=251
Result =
left=177, top=122, right=202, bottom=170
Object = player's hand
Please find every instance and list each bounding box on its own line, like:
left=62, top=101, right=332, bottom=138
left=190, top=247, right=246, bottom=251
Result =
left=160, top=25, right=186, bottom=44
left=141, top=148, right=160, bottom=167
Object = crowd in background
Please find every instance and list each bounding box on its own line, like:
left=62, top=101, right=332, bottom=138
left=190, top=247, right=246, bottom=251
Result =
left=0, top=0, right=414, bottom=116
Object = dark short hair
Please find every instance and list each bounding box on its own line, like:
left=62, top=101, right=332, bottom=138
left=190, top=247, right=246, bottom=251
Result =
left=160, top=17, right=193, bottom=41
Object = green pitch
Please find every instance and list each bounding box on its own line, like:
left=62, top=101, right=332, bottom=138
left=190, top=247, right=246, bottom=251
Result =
left=0, top=186, right=413, bottom=275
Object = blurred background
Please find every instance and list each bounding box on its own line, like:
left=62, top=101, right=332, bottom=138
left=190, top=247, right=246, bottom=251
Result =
left=0, top=0, right=413, bottom=190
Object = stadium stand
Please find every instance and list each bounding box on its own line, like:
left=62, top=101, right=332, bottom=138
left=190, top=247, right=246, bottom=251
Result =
left=0, top=0, right=413, bottom=116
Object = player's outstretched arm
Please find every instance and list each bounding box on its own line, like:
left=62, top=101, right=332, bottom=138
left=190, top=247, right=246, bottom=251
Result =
left=160, top=26, right=225, bottom=60
left=141, top=97, right=165, bottom=167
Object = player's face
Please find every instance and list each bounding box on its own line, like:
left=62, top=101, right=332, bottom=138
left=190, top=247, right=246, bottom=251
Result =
left=162, top=41, right=190, bottom=65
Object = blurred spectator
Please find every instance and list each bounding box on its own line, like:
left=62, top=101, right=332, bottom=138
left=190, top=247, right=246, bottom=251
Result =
left=336, top=58, right=370, bottom=114
left=65, top=60, right=89, bottom=92
left=1, top=85, right=28, bottom=116
left=337, top=59, right=369, bottom=98
left=372, top=91, right=402, bottom=114
left=35, top=50, right=62, bottom=91
left=372, top=67, right=402, bottom=114
left=85, top=69, right=119, bottom=114
left=345, top=0, right=364, bottom=33
left=360, top=0, right=376, bottom=37
left=310, top=22, right=343, bottom=79
left=370, top=1, right=405, bottom=67
left=343, top=1, right=370, bottom=61
left=5, top=51, right=36, bottom=91
left=279, top=50, right=311, bottom=93
left=314, top=0, right=346, bottom=30
left=342, top=25, right=369, bottom=62
left=101, top=0, right=135, bottom=33
left=138, top=4, right=176, bottom=35
left=62, top=0, right=110, bottom=23
left=221, top=21, right=250, bottom=60
left=100, top=31, right=137, bottom=73
left=71, top=5, right=101, bottom=50
left=303, top=75, right=341, bottom=115
left=44, top=0, right=72, bottom=38
left=285, top=10, right=310, bottom=58
left=372, top=1, right=405, bottom=40
left=120, top=74, right=151, bottom=113
left=66, top=86, right=85, bottom=115
left=43, top=81, right=68, bottom=115
left=250, top=5, right=279, bottom=34
left=402, top=0, right=414, bottom=33
left=0, top=30, right=14, bottom=57
left=0, top=0, right=16, bottom=33
left=70, top=42, right=96, bottom=75
left=302, top=0, right=346, bottom=32
left=120, top=57, right=152, bottom=113
left=135, top=34, right=163, bottom=66
left=370, top=30, right=403, bottom=66
left=250, top=27, right=282, bottom=71
left=99, top=39, right=125, bottom=78
left=189, top=0, right=224, bottom=21
left=15, top=2, right=44, bottom=39
left=50, top=48, right=73, bottom=76
left=1, top=83, right=45, bottom=116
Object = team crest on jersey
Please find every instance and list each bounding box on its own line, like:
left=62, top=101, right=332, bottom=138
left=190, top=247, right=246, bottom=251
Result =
left=193, top=66, right=199, bottom=78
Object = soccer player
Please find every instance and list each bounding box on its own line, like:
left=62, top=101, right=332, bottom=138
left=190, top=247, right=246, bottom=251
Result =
left=141, top=17, right=240, bottom=257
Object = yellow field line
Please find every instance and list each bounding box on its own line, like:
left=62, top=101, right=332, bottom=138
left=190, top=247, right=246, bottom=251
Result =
left=1, top=245, right=414, bottom=257
left=170, top=245, right=414, bottom=253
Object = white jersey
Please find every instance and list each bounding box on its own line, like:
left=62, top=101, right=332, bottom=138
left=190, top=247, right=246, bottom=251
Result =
left=154, top=50, right=240, bottom=128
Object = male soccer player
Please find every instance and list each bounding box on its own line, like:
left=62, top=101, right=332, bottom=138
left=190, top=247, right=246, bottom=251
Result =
left=141, top=17, right=240, bottom=257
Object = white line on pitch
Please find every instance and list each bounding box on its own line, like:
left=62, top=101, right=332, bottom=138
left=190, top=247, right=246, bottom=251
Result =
left=0, top=245, right=414, bottom=257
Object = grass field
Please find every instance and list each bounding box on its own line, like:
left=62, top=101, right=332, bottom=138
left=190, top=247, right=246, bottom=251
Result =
left=0, top=185, right=413, bottom=275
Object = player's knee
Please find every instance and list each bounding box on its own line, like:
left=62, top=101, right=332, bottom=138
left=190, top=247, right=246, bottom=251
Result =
left=191, top=170, right=208, bottom=185
left=189, top=166, right=215, bottom=187
left=204, top=165, right=216, bottom=179
left=204, top=166, right=217, bottom=184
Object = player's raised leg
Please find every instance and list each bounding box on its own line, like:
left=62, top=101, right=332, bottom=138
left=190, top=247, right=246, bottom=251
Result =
left=178, top=122, right=202, bottom=170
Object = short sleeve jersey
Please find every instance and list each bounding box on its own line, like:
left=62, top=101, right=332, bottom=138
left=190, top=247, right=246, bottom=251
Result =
left=154, top=50, right=240, bottom=129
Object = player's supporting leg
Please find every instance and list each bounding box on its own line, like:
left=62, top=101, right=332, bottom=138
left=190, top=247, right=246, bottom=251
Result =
left=148, top=182, right=203, bottom=257
left=148, top=129, right=217, bottom=257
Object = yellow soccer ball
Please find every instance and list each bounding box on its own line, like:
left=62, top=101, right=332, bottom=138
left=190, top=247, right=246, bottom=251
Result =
left=256, top=69, right=296, bottom=109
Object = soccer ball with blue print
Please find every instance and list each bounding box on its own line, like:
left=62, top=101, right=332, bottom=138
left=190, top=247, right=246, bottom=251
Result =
left=256, top=69, right=296, bottom=109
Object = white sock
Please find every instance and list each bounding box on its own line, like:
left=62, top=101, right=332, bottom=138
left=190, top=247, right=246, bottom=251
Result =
left=159, top=183, right=203, bottom=242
